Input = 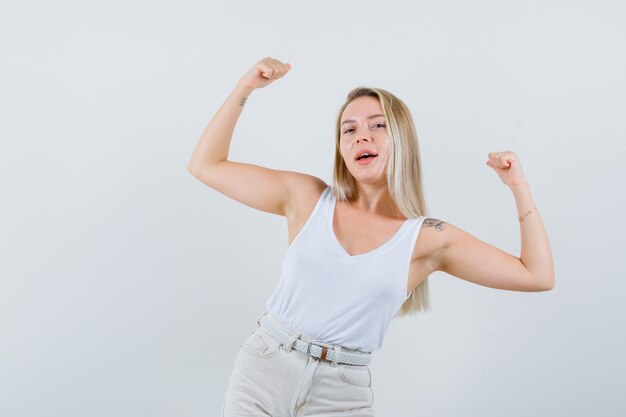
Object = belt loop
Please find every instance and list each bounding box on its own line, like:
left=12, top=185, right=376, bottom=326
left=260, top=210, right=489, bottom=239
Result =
left=256, top=310, right=268, bottom=327
left=331, top=345, right=342, bottom=367
left=281, top=331, right=300, bottom=353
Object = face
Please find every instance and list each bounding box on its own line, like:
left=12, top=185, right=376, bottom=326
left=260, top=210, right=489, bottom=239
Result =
left=339, top=96, right=390, bottom=185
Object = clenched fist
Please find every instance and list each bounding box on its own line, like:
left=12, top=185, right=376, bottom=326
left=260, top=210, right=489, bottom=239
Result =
left=486, top=150, right=528, bottom=188
left=237, top=57, right=292, bottom=91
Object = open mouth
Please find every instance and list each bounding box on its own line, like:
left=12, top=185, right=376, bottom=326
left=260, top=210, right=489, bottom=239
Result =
left=356, top=154, right=378, bottom=164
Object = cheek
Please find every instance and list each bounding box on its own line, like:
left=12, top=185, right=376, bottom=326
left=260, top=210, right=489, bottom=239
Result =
left=339, top=144, right=351, bottom=159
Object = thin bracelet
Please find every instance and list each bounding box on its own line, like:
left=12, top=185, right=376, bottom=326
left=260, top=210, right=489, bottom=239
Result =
left=518, top=206, right=538, bottom=222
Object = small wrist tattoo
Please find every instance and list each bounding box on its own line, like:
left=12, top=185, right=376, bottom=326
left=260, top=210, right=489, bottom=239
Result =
left=239, top=97, right=247, bottom=107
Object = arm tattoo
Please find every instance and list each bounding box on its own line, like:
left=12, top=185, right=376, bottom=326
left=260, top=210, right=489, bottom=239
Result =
left=423, top=218, right=446, bottom=231
left=239, top=97, right=247, bottom=107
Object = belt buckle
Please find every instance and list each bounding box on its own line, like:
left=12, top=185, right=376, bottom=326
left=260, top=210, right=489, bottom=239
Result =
left=306, top=340, right=316, bottom=357
left=306, top=340, right=329, bottom=362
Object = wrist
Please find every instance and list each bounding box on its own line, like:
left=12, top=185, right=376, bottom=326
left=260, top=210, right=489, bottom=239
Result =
left=234, top=82, right=256, bottom=96
left=509, top=180, right=530, bottom=194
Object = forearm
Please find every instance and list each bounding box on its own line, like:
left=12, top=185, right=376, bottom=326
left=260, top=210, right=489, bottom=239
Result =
left=187, top=83, right=255, bottom=170
left=510, top=181, right=555, bottom=289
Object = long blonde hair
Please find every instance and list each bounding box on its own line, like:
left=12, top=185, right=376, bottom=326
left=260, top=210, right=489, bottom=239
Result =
left=331, top=86, right=431, bottom=317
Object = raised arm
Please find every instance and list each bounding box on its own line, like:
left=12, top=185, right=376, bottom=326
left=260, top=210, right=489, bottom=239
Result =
left=187, top=57, right=316, bottom=218
left=435, top=151, right=555, bottom=292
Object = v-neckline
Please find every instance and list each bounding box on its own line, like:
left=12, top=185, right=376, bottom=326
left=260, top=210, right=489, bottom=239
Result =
left=327, top=191, right=412, bottom=260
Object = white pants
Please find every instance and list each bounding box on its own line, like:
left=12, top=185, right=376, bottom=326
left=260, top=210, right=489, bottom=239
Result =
left=220, top=310, right=376, bottom=416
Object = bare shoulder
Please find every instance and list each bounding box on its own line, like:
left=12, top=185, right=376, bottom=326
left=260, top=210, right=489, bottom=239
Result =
left=419, top=218, right=487, bottom=274
left=413, top=217, right=452, bottom=272
left=284, top=173, right=328, bottom=222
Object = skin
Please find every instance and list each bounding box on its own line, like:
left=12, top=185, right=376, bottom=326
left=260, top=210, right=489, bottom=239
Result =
left=338, top=96, right=399, bottom=217
left=337, top=95, right=554, bottom=293
left=337, top=96, right=437, bottom=295
left=189, top=56, right=555, bottom=298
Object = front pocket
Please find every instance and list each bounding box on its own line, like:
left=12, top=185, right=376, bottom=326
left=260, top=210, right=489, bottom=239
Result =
left=241, top=328, right=281, bottom=358
left=339, top=364, right=372, bottom=387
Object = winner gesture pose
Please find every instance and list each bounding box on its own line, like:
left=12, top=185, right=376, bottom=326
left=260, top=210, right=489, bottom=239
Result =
left=188, top=57, right=554, bottom=417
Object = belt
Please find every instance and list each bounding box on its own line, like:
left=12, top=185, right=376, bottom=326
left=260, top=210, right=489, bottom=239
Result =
left=258, top=314, right=372, bottom=366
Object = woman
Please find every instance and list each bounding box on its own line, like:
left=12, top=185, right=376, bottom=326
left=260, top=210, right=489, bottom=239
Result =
left=187, top=57, right=554, bottom=416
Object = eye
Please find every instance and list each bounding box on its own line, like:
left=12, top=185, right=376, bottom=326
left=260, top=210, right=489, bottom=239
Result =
left=373, top=123, right=386, bottom=128
left=343, top=128, right=354, bottom=134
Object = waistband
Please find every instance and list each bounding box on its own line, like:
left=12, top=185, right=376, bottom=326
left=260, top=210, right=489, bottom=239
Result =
left=255, top=310, right=373, bottom=366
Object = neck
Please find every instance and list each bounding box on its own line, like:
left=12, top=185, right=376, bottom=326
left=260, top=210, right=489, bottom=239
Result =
left=352, top=185, right=403, bottom=219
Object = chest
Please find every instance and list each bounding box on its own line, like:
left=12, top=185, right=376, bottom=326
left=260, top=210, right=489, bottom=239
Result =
left=330, top=201, right=406, bottom=257
left=287, top=195, right=437, bottom=293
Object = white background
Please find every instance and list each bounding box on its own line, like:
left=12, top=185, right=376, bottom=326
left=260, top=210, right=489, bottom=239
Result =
left=1, top=0, right=625, bottom=416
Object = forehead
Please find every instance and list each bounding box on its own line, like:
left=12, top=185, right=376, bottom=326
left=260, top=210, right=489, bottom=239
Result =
left=341, top=96, right=383, bottom=121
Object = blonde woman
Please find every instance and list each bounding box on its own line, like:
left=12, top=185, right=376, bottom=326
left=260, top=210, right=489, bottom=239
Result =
left=187, top=57, right=554, bottom=416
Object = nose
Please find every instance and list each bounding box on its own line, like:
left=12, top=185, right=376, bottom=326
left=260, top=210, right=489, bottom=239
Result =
left=355, top=127, right=370, bottom=143
left=355, top=136, right=371, bottom=148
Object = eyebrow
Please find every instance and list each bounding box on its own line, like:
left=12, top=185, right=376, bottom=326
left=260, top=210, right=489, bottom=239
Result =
left=340, top=113, right=385, bottom=126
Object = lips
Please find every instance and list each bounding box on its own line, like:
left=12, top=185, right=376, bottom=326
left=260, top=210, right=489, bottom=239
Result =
left=354, top=148, right=379, bottom=160
left=355, top=154, right=378, bottom=165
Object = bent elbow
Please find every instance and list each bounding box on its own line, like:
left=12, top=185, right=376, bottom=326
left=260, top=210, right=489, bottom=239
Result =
left=537, top=276, right=555, bottom=292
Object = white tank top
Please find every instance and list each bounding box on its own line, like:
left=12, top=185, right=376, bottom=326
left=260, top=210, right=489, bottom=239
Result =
left=265, top=184, right=426, bottom=353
